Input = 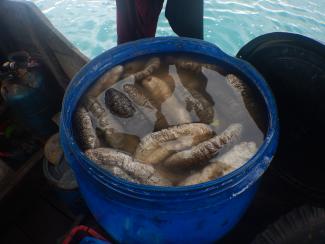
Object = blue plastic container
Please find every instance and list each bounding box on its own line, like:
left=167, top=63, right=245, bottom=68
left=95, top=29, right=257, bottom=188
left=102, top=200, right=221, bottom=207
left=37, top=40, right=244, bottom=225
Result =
left=60, top=37, right=279, bottom=243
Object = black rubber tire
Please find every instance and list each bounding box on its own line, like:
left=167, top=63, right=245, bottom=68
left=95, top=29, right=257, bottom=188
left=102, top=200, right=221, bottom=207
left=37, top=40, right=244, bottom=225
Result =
left=252, top=206, right=325, bottom=244
left=237, top=32, right=325, bottom=202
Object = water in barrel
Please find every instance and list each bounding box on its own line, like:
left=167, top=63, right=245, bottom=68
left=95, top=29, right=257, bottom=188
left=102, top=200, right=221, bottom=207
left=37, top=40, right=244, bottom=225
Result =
left=73, top=54, right=267, bottom=186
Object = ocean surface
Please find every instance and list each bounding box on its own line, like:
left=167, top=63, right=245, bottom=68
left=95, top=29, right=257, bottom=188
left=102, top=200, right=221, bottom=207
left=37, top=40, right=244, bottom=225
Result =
left=30, top=0, right=325, bottom=58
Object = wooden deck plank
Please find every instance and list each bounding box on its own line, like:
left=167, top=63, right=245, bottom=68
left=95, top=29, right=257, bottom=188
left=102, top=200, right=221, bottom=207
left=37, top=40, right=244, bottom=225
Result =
left=15, top=197, right=73, bottom=244
left=1, top=224, right=33, bottom=244
left=0, top=150, right=44, bottom=201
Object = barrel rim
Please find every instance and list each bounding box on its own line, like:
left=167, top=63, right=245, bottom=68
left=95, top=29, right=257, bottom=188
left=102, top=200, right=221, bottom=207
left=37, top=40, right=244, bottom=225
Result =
left=60, top=37, right=279, bottom=197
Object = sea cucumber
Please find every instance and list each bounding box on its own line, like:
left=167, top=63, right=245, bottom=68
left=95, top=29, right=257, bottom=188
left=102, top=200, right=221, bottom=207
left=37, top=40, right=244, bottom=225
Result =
left=163, top=123, right=242, bottom=169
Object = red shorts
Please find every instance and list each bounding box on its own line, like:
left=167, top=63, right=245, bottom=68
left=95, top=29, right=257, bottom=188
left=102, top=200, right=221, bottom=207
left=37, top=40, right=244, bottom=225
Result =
left=116, top=0, right=203, bottom=44
left=116, top=0, right=164, bottom=44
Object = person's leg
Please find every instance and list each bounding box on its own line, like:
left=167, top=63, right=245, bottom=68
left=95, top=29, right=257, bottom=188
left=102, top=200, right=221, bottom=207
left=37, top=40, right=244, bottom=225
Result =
left=116, top=0, right=138, bottom=44
left=116, top=0, right=164, bottom=44
left=165, top=0, right=203, bottom=39
left=134, top=0, right=164, bottom=38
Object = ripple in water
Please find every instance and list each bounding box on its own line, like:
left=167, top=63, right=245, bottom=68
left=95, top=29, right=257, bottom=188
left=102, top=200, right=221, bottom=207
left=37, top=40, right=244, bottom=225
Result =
left=30, top=0, right=325, bottom=58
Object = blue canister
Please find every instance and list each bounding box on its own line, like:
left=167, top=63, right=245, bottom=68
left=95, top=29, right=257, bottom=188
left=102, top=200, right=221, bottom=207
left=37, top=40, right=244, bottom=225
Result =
left=60, top=37, right=279, bottom=243
left=1, top=52, right=60, bottom=137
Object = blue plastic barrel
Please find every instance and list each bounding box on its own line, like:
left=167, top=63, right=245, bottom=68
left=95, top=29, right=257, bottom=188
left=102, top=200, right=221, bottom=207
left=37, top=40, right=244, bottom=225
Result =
left=80, top=237, right=110, bottom=244
left=60, top=37, right=279, bottom=243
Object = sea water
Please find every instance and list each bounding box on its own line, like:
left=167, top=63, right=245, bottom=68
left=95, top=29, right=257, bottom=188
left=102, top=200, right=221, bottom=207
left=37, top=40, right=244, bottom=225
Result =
left=31, top=0, right=325, bottom=58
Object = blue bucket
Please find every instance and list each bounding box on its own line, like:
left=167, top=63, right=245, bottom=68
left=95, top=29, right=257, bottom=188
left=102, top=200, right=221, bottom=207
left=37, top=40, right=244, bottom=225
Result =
left=60, top=37, right=279, bottom=243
